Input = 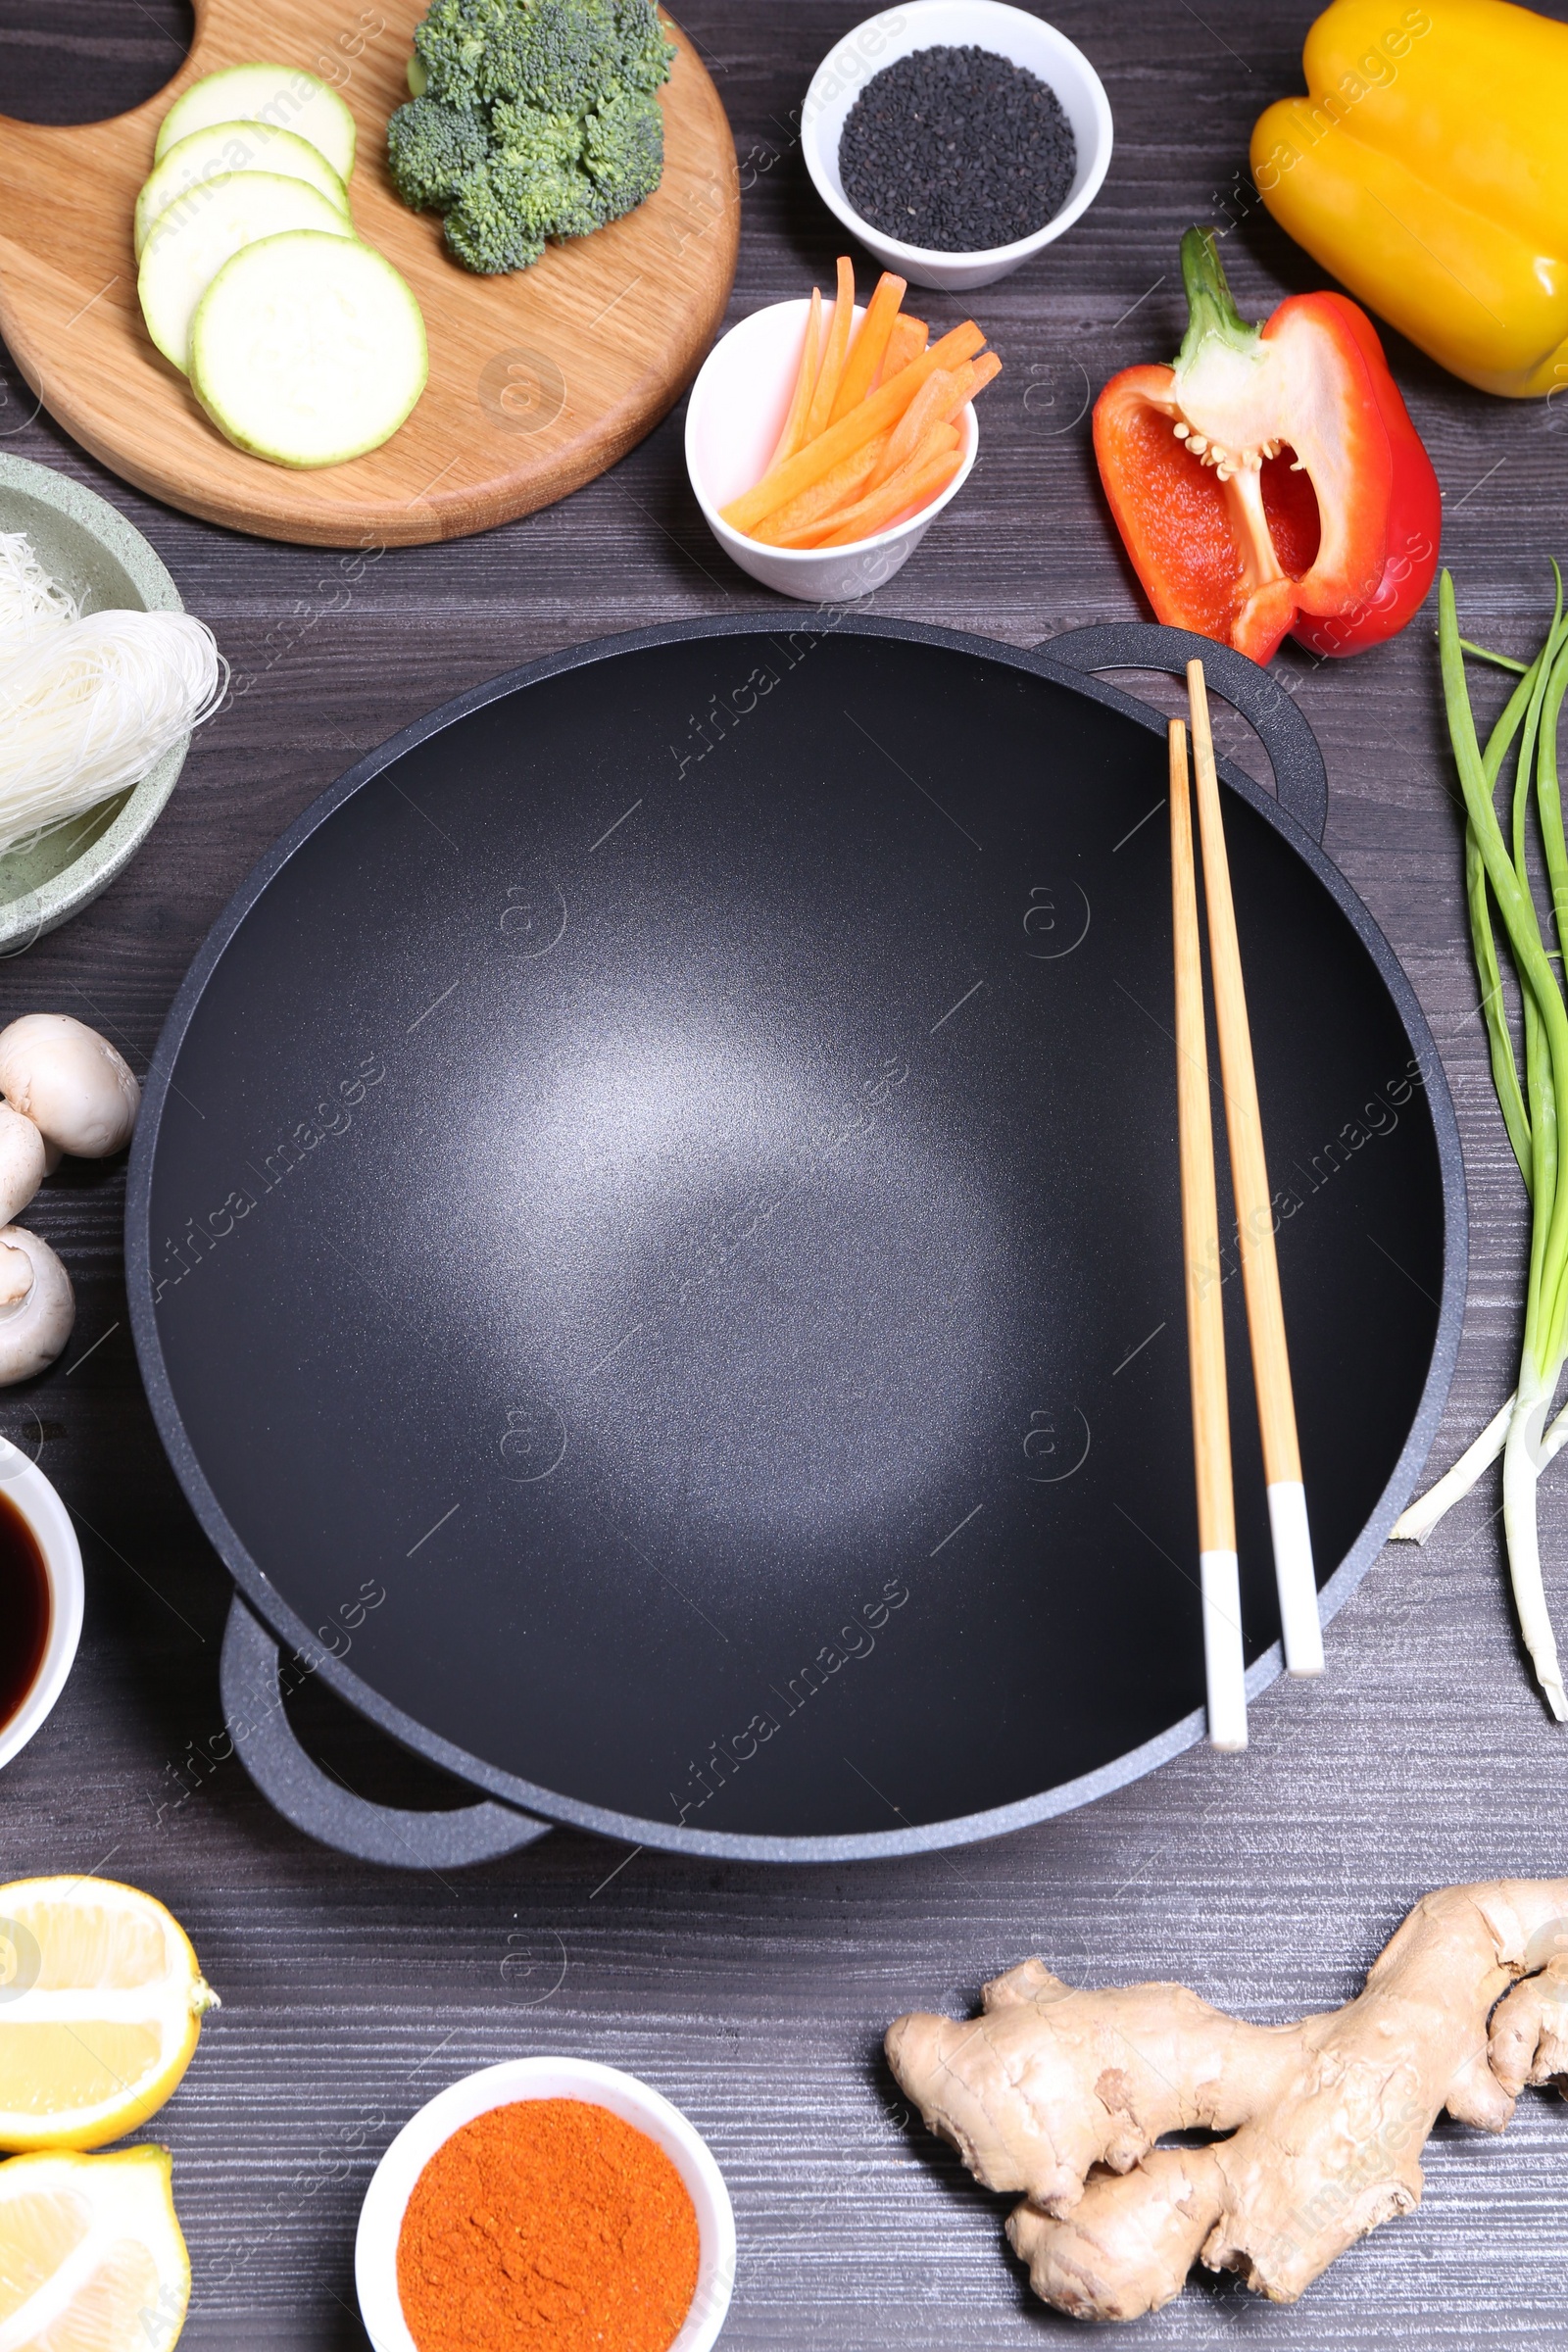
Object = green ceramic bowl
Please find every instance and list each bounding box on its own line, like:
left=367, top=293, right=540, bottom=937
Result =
left=0, top=453, right=192, bottom=955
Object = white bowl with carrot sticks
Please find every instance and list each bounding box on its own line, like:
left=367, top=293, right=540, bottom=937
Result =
left=686, top=260, right=998, bottom=603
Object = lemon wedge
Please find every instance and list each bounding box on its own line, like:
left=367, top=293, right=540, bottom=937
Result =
left=0, top=2145, right=189, bottom=2351
left=0, top=1879, right=219, bottom=2152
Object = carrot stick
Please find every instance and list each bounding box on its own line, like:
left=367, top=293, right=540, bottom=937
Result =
left=803, top=256, right=857, bottom=442
left=817, top=444, right=964, bottom=546
left=720, top=320, right=985, bottom=534
left=864, top=351, right=1000, bottom=491
left=769, top=429, right=958, bottom=548
left=830, top=270, right=906, bottom=423
left=885, top=481, right=958, bottom=529
left=958, top=350, right=1001, bottom=395
left=768, top=426, right=959, bottom=547
left=750, top=434, right=893, bottom=544
left=878, top=315, right=928, bottom=382
left=865, top=368, right=961, bottom=492
left=764, top=287, right=823, bottom=474
left=804, top=423, right=960, bottom=540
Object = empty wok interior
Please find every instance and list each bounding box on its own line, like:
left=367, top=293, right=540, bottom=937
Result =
left=141, top=628, right=1446, bottom=1842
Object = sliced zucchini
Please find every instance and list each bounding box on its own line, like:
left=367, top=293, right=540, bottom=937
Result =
left=138, top=171, right=355, bottom=374
left=155, top=63, right=356, bottom=182
left=189, top=231, right=428, bottom=468
left=135, top=122, right=350, bottom=257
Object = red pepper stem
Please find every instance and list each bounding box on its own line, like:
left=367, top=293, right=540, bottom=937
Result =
left=1175, top=227, right=1259, bottom=371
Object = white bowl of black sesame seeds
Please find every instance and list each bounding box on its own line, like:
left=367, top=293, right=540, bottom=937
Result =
left=802, top=0, right=1113, bottom=292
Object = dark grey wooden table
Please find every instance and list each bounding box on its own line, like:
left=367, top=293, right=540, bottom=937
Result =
left=3, top=2, right=1567, bottom=2342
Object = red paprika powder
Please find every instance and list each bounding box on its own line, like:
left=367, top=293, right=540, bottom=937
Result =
left=396, top=2096, right=701, bottom=2352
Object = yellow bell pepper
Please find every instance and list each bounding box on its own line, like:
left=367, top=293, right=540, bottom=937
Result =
left=1251, top=0, right=1568, bottom=397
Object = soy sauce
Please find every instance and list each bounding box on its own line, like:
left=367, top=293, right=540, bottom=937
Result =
left=0, top=1491, right=49, bottom=1730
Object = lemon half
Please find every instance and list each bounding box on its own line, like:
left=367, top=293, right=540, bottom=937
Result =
left=0, top=2145, right=189, bottom=2351
left=0, top=1879, right=219, bottom=2152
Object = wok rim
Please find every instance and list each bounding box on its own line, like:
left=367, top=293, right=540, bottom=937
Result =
left=125, top=613, right=1467, bottom=1861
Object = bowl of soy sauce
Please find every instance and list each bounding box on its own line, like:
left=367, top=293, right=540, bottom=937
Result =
left=0, top=1442, right=82, bottom=1773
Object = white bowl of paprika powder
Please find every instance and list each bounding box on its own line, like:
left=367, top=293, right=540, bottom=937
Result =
left=356, top=2055, right=736, bottom=2352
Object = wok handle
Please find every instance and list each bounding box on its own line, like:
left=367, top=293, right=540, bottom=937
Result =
left=1040, top=622, right=1329, bottom=847
left=220, top=1594, right=551, bottom=1869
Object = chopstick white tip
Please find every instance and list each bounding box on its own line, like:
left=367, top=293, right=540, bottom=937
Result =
left=1267, top=1480, right=1324, bottom=1676
left=1200, top=1548, right=1248, bottom=1749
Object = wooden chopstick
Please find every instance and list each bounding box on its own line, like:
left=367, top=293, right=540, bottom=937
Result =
left=1169, top=718, right=1248, bottom=1751
left=1185, top=660, right=1324, bottom=1678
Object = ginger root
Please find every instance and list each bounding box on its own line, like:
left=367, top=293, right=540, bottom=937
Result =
left=886, top=1881, right=1568, bottom=2320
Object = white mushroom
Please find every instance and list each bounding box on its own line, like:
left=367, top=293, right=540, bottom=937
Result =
left=0, top=1242, right=28, bottom=1306
left=0, top=1226, right=74, bottom=1383
left=0, top=1013, right=139, bottom=1158
left=0, top=1105, right=45, bottom=1226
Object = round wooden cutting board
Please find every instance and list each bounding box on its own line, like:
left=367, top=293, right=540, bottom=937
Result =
left=0, top=1, right=738, bottom=547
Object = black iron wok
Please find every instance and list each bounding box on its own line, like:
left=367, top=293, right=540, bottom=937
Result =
left=126, top=617, right=1464, bottom=1866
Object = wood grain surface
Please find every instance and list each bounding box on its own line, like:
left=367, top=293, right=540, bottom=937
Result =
left=0, top=0, right=738, bottom=545
left=4, top=1, right=1568, bottom=2345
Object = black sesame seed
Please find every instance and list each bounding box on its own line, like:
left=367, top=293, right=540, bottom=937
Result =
left=838, top=44, right=1077, bottom=253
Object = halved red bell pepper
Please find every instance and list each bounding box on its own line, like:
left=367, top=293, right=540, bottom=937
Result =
left=1092, top=228, right=1441, bottom=662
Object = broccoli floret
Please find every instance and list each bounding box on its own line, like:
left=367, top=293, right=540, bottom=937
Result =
left=443, top=143, right=603, bottom=269
left=582, top=83, right=663, bottom=216
left=393, top=0, right=674, bottom=271
left=489, top=98, right=585, bottom=173
left=386, top=93, right=491, bottom=212
left=612, top=0, right=675, bottom=94
left=411, top=0, right=669, bottom=105
left=467, top=0, right=618, bottom=108
left=443, top=153, right=548, bottom=271
left=488, top=104, right=602, bottom=234
left=411, top=0, right=511, bottom=108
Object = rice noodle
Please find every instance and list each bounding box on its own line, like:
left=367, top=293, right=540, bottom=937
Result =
left=0, top=532, right=78, bottom=651
left=0, top=534, right=225, bottom=856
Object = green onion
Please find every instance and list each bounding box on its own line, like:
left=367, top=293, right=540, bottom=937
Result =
left=1395, top=570, right=1568, bottom=1716
left=1459, top=637, right=1531, bottom=675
